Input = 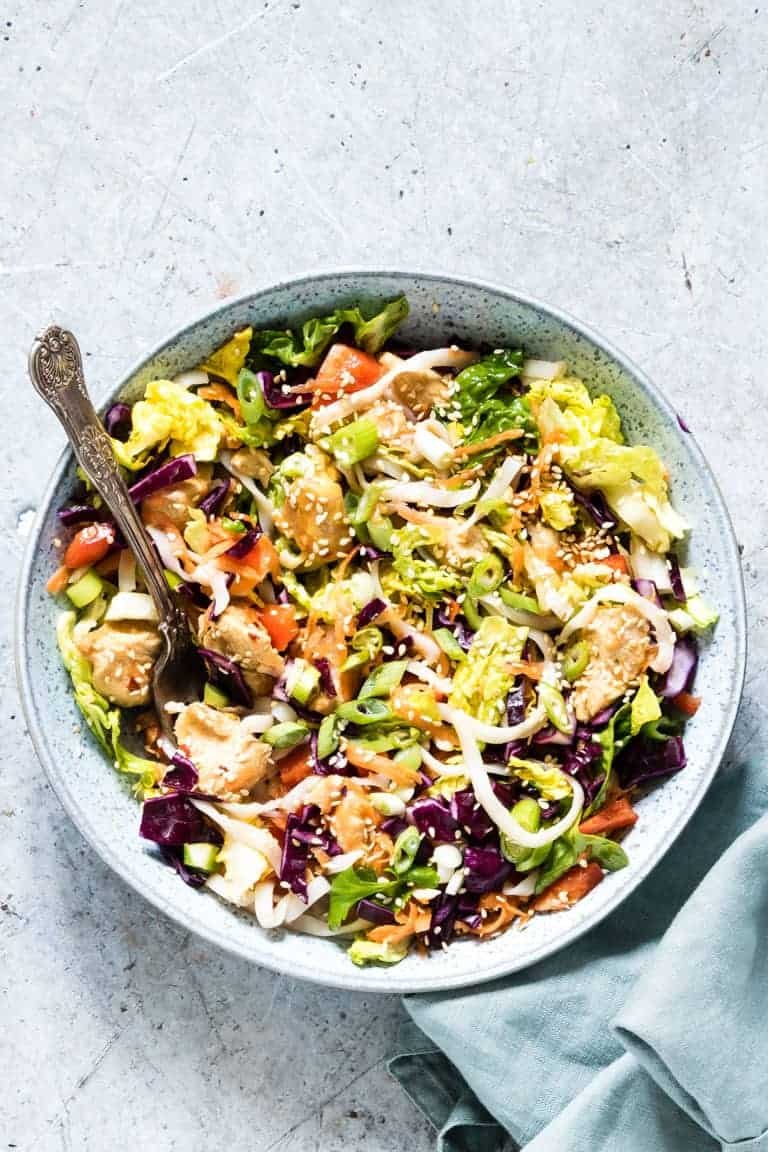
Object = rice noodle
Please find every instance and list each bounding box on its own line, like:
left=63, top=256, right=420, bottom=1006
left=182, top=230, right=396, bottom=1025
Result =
left=439, top=703, right=548, bottom=744
left=466, top=456, right=525, bottom=526
left=406, top=661, right=454, bottom=695
left=146, top=525, right=188, bottom=579
left=381, top=479, right=480, bottom=509
left=117, top=549, right=137, bottom=593
left=451, top=712, right=583, bottom=849
left=191, top=800, right=282, bottom=870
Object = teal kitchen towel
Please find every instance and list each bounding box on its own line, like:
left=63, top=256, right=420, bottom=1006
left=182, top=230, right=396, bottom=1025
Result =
left=389, top=759, right=768, bottom=1151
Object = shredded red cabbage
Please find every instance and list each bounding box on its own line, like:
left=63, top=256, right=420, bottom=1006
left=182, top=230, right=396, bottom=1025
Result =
left=356, top=597, right=387, bottom=628
left=57, top=503, right=112, bottom=527
left=426, top=892, right=460, bottom=949
left=462, top=846, right=514, bottom=893
left=571, top=486, right=617, bottom=529
left=618, top=734, right=687, bottom=788
left=356, top=898, right=397, bottom=925
left=128, top=454, right=198, bottom=503
left=667, top=553, right=686, bottom=602
left=226, top=525, right=262, bottom=558
left=658, top=636, right=697, bottom=697
left=105, top=402, right=132, bottom=440
left=314, top=657, right=337, bottom=698
left=450, top=789, right=495, bottom=842
left=162, top=752, right=198, bottom=792
left=198, top=479, right=230, bottom=518
left=409, top=797, right=459, bottom=842
left=140, top=793, right=212, bottom=845
left=260, top=370, right=312, bottom=411
left=198, top=646, right=253, bottom=707
left=632, top=578, right=663, bottom=608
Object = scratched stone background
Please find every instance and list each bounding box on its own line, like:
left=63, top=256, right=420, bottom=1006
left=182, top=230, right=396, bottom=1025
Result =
left=2, top=1, right=767, bottom=1149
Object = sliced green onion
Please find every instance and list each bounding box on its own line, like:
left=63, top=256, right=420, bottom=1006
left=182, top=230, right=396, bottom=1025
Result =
left=203, top=683, right=231, bottom=709
left=342, top=626, right=383, bottom=672
left=358, top=659, right=409, bottom=700
left=221, top=517, right=248, bottom=535
left=404, top=865, right=440, bottom=888
left=182, top=843, right=220, bottom=873
left=335, top=699, right=394, bottom=726
left=66, top=570, right=103, bottom=609
left=236, top=367, right=269, bottom=425
left=433, top=627, right=466, bottom=662
left=286, top=659, right=320, bottom=705
left=328, top=418, right=379, bottom=467
left=263, top=721, right=310, bottom=750
left=538, top=681, right=572, bottom=733
left=370, top=792, right=407, bottom=817
left=468, top=555, right=505, bottom=598
left=394, top=745, right=422, bottom=773
left=500, top=798, right=541, bottom=863
left=367, top=514, right=394, bottom=551
left=354, top=728, right=421, bottom=753
left=164, top=569, right=184, bottom=591
left=352, top=482, right=384, bottom=525
left=463, top=596, right=483, bottom=630
left=499, top=587, right=541, bottom=614
left=391, top=826, right=422, bottom=875
left=562, top=639, right=590, bottom=683
left=317, top=714, right=343, bottom=760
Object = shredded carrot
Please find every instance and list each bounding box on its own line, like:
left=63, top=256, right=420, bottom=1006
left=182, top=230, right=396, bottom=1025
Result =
left=533, top=860, right=604, bottom=912
left=452, top=428, right=524, bottom=459
left=198, top=383, right=242, bottom=418
left=473, top=893, right=526, bottom=937
left=442, top=464, right=484, bottom=488
left=46, top=565, right=70, bottom=595
left=510, top=542, right=526, bottom=581
left=335, top=544, right=360, bottom=582
left=344, top=742, right=420, bottom=788
left=279, top=745, right=315, bottom=788
left=367, top=901, right=431, bottom=945
left=671, top=691, right=701, bottom=716
left=579, top=795, right=637, bottom=837
left=93, top=551, right=120, bottom=577
left=505, top=660, right=545, bottom=680
left=445, top=598, right=461, bottom=624
left=602, top=553, right=629, bottom=574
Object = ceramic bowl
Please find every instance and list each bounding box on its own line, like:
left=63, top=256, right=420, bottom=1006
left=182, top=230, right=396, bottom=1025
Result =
left=16, top=270, right=746, bottom=992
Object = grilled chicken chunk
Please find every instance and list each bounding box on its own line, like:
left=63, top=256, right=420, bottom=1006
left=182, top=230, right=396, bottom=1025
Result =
left=141, top=468, right=212, bottom=530
left=273, top=447, right=351, bottom=566
left=76, top=621, right=162, bottom=707
left=199, top=602, right=284, bottom=697
left=571, top=603, right=652, bottom=722
left=174, top=702, right=272, bottom=799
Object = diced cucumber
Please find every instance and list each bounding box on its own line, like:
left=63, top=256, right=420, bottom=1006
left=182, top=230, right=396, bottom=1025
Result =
left=203, top=683, right=230, bottom=709
left=66, top=570, right=103, bottom=609
left=182, top=843, right=220, bottom=873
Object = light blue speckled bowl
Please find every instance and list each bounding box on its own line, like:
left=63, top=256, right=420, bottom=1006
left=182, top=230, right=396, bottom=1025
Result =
left=16, top=270, right=746, bottom=992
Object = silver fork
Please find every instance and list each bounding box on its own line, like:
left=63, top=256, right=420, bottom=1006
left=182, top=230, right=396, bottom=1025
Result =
left=28, top=325, right=203, bottom=742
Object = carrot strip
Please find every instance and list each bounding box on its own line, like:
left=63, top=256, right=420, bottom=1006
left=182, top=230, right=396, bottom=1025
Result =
left=46, top=565, right=70, bottom=595
left=452, top=428, right=524, bottom=459
left=198, top=383, right=242, bottom=418
left=671, top=691, right=701, bottom=716
left=533, top=860, right=604, bottom=912
left=505, top=660, right=545, bottom=680
left=344, top=742, right=420, bottom=788
left=367, top=901, right=431, bottom=944
left=579, top=796, right=637, bottom=837
left=473, top=893, right=526, bottom=937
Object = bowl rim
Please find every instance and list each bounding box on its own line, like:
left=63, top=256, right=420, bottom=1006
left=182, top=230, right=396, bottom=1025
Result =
left=16, top=266, right=748, bottom=992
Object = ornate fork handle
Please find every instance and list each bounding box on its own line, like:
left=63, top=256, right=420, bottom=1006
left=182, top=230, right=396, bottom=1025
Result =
left=29, top=326, right=180, bottom=632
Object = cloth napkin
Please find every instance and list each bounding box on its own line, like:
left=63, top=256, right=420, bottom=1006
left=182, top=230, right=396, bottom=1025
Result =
left=389, top=757, right=768, bottom=1151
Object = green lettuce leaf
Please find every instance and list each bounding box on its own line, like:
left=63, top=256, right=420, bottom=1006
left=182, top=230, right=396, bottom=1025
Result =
left=588, top=702, right=632, bottom=815
left=388, top=525, right=463, bottom=601
left=449, top=616, right=528, bottom=724
left=534, top=827, right=629, bottom=893
left=511, top=758, right=573, bottom=800
left=327, top=867, right=403, bottom=930
left=450, top=349, right=524, bottom=418
left=56, top=612, right=160, bottom=793
left=630, top=675, right=662, bottom=735
left=247, top=296, right=409, bottom=368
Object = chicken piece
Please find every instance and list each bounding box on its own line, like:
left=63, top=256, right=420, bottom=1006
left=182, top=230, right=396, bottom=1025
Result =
left=230, top=447, right=273, bottom=487
left=273, top=446, right=351, bottom=566
left=391, top=368, right=450, bottom=417
left=141, top=466, right=212, bottom=531
left=571, top=603, right=652, bottom=722
left=390, top=505, right=487, bottom=571
left=174, top=702, right=272, bottom=799
left=76, top=621, right=162, bottom=707
left=300, top=620, right=361, bottom=713
left=199, top=602, right=284, bottom=696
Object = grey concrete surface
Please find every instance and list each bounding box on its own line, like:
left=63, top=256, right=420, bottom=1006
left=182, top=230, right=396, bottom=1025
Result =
left=2, top=1, right=767, bottom=1148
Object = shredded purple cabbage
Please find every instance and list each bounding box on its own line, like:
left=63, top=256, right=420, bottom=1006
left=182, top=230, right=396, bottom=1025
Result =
left=105, top=402, right=132, bottom=440
left=259, top=370, right=312, bottom=411
left=57, top=503, right=112, bottom=527
left=571, top=486, right=617, bottom=529
left=450, top=789, right=495, bottom=842
left=314, top=657, right=337, bottom=698
left=128, top=454, right=198, bottom=503
left=198, top=646, right=253, bottom=707
left=618, top=734, right=687, bottom=788
left=426, top=893, right=460, bottom=949
left=198, top=479, right=230, bottom=518
left=162, top=752, right=198, bottom=792
left=668, top=553, right=686, bottom=602
left=462, top=846, right=515, bottom=893
left=356, top=898, right=397, bottom=925
left=632, top=578, right=663, bottom=608
left=658, top=636, right=697, bottom=698
left=357, top=597, right=386, bottom=628
left=226, top=525, right=262, bottom=558
left=409, top=797, right=459, bottom=842
left=140, top=794, right=212, bottom=845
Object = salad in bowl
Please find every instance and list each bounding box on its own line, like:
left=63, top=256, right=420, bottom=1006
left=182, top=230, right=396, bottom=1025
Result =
left=47, top=295, right=717, bottom=967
